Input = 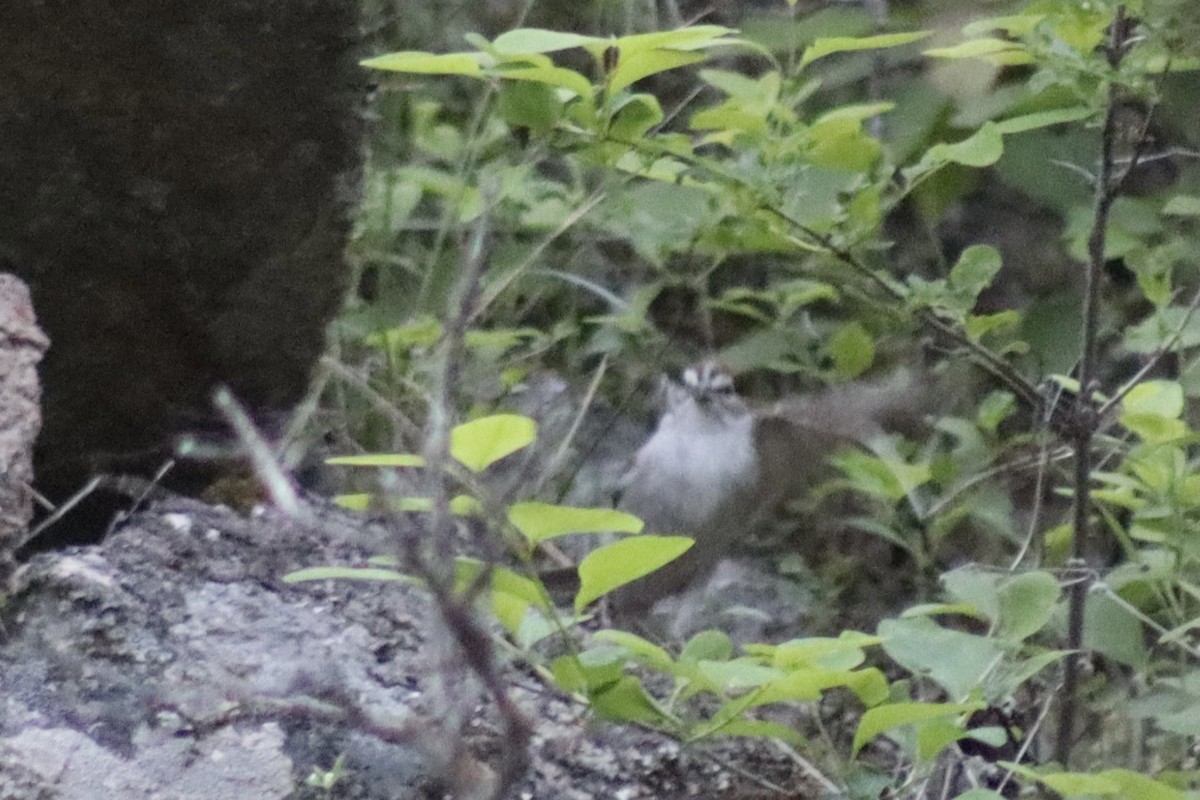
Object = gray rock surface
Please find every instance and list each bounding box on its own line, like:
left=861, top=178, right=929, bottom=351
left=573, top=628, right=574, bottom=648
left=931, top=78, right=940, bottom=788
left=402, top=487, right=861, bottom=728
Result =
left=0, top=274, right=49, bottom=588
left=0, top=495, right=816, bottom=799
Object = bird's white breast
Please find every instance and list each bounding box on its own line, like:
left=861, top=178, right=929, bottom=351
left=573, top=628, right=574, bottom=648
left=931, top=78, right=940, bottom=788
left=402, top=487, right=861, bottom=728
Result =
left=623, top=402, right=758, bottom=532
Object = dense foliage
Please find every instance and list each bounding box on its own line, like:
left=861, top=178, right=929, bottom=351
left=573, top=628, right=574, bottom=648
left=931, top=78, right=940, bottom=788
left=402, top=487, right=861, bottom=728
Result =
left=299, top=1, right=1200, bottom=797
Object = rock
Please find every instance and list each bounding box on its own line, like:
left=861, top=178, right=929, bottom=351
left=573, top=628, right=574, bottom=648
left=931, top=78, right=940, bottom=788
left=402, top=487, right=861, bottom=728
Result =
left=0, top=496, right=819, bottom=798
left=0, top=274, right=49, bottom=588
left=0, top=1, right=365, bottom=514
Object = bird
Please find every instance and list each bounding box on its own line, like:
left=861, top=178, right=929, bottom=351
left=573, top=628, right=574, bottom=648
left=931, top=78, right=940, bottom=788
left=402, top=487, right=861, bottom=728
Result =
left=609, top=360, right=926, bottom=613
left=611, top=361, right=761, bottom=610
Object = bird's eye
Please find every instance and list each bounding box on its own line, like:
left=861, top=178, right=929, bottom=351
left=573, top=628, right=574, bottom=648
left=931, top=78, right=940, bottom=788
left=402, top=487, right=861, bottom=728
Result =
left=707, top=371, right=734, bottom=394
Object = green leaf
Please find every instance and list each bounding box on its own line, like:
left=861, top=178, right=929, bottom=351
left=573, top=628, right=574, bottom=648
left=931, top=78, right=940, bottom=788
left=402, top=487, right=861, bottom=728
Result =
left=700, top=68, right=778, bottom=102
left=801, top=31, right=931, bottom=68
left=1123, top=380, right=1185, bottom=419
left=977, top=391, right=1015, bottom=433
left=925, top=122, right=1004, bottom=168
left=924, top=38, right=1030, bottom=64
left=366, top=318, right=443, bottom=350
left=880, top=616, right=1002, bottom=699
left=591, top=675, right=669, bottom=723
left=993, top=106, right=1092, bottom=134
left=490, top=28, right=605, bottom=55
left=1125, top=305, right=1200, bottom=353
left=612, top=25, right=738, bottom=57
left=1084, top=590, right=1147, bottom=668
left=498, top=80, right=562, bottom=134
left=901, top=602, right=988, bottom=620
left=829, top=321, right=875, bottom=378
left=833, top=451, right=930, bottom=501
left=609, top=48, right=704, bottom=94
left=283, top=566, right=412, bottom=584
left=917, top=716, right=973, bottom=762
left=765, top=631, right=883, bottom=670
left=681, top=629, right=734, bottom=663
left=995, top=571, right=1060, bottom=641
left=450, top=414, right=537, bottom=472
left=807, top=116, right=882, bottom=171
left=496, top=64, right=592, bottom=100
left=550, top=654, right=588, bottom=692
left=1122, top=381, right=1189, bottom=443
left=941, top=567, right=1002, bottom=621
left=852, top=701, right=983, bottom=755
left=325, top=453, right=425, bottom=467
left=1003, top=764, right=1186, bottom=799
left=817, top=102, right=895, bottom=124
left=591, top=629, right=675, bottom=671
left=333, top=493, right=371, bottom=511
left=609, top=93, right=664, bottom=140
left=949, top=245, right=1002, bottom=298
left=696, top=659, right=782, bottom=691
left=507, top=501, right=643, bottom=545
left=1163, top=195, right=1200, bottom=216
left=757, top=666, right=890, bottom=708
left=966, top=311, right=1020, bottom=342
left=1121, top=413, right=1191, bottom=444
left=361, top=51, right=484, bottom=75
left=575, top=536, right=694, bottom=612
left=950, top=790, right=1008, bottom=800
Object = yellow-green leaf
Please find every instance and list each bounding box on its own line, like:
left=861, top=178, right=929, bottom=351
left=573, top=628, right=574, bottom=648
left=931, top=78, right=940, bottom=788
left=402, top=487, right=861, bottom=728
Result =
left=592, top=629, right=675, bottom=670
left=491, top=28, right=605, bottom=55
left=609, top=48, right=704, bottom=94
left=333, top=493, right=371, bottom=511
left=611, top=25, right=737, bottom=57
left=829, top=321, right=875, bottom=378
left=994, top=106, right=1092, bottom=134
left=575, top=535, right=693, bottom=612
left=325, top=453, right=425, bottom=467
left=1123, top=380, right=1184, bottom=419
left=590, top=675, right=668, bottom=723
left=801, top=31, right=931, bottom=69
left=494, top=64, right=593, bottom=99
left=925, top=122, right=1004, bottom=168
left=1002, top=764, right=1185, bottom=799
left=924, top=38, right=1029, bottom=63
left=949, top=244, right=1002, bottom=297
left=508, top=501, right=643, bottom=545
left=361, top=51, right=484, bottom=75
left=283, top=566, right=413, bottom=584
left=853, top=701, right=983, bottom=755
left=450, top=414, right=537, bottom=472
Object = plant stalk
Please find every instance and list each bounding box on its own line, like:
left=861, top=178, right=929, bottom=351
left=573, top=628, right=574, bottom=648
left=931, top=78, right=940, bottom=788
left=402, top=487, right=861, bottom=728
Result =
left=1056, top=3, right=1128, bottom=767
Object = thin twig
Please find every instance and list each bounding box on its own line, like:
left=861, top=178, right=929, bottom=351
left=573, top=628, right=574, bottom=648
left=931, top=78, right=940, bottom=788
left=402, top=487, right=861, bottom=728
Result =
left=700, top=749, right=792, bottom=795
left=534, top=355, right=610, bottom=495
left=470, top=190, right=608, bottom=324
left=771, top=738, right=843, bottom=796
left=320, top=355, right=425, bottom=443
left=995, top=684, right=1058, bottom=796
left=409, top=204, right=533, bottom=800
left=212, top=387, right=311, bottom=523
left=1011, top=382, right=1070, bottom=570
left=1057, top=5, right=1130, bottom=768
left=19, top=476, right=103, bottom=549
